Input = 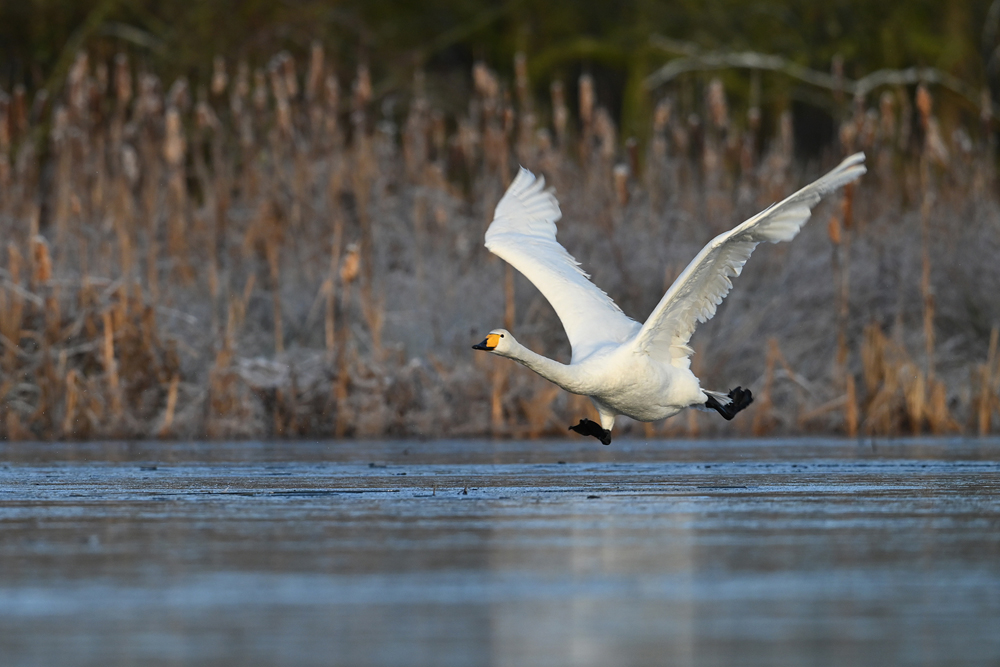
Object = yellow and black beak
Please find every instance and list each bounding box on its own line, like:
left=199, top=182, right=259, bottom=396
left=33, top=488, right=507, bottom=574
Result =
left=472, top=333, right=500, bottom=351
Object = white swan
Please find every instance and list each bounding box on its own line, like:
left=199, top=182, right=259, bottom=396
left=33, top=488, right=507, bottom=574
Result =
left=474, top=152, right=866, bottom=445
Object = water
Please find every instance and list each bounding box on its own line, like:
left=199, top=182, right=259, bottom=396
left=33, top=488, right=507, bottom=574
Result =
left=1, top=437, right=999, bottom=666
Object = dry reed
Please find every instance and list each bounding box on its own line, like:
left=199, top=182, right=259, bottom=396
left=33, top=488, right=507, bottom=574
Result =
left=0, top=48, right=997, bottom=441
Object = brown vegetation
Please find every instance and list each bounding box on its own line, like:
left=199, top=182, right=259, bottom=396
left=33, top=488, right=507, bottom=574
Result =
left=0, top=47, right=998, bottom=441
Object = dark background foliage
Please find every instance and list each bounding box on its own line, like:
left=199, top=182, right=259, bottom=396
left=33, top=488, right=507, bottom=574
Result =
left=3, top=0, right=998, bottom=138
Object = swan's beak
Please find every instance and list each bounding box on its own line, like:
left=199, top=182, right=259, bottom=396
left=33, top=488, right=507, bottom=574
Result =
left=472, top=333, right=500, bottom=351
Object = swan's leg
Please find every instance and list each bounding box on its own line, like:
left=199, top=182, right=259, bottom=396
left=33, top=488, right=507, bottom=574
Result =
left=569, top=419, right=612, bottom=445
left=704, top=386, right=754, bottom=420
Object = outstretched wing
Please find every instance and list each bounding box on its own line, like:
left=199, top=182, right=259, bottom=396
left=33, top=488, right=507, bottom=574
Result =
left=485, top=168, right=640, bottom=362
left=631, top=152, right=866, bottom=367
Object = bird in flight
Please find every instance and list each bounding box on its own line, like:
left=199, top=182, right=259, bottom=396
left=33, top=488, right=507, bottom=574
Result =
left=474, top=153, right=866, bottom=445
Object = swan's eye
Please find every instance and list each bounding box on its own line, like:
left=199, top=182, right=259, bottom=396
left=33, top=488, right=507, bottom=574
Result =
left=500, top=334, right=504, bottom=338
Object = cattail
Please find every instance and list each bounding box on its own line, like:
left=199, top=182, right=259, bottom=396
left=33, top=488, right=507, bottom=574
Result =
left=613, top=163, right=629, bottom=206
left=136, top=72, right=162, bottom=120
left=323, top=73, right=341, bottom=141
left=211, top=55, right=228, bottom=96
left=353, top=63, right=372, bottom=111
left=925, top=117, right=950, bottom=165
left=269, top=61, right=293, bottom=138
left=265, top=226, right=284, bottom=354
left=163, top=107, right=186, bottom=166
left=457, top=118, right=478, bottom=168
left=30, top=88, right=49, bottom=124
left=0, top=243, right=24, bottom=369
left=473, top=62, right=499, bottom=101
left=707, top=78, right=728, bottom=130
left=578, top=74, right=594, bottom=128
left=403, top=75, right=428, bottom=176
left=671, top=117, right=690, bottom=156
left=594, top=107, right=616, bottom=159
left=95, top=61, right=108, bottom=97
left=196, top=99, right=219, bottom=132
left=748, top=65, right=762, bottom=126
left=121, top=144, right=140, bottom=185
left=514, top=52, right=530, bottom=111
left=839, top=120, right=857, bottom=154
left=158, top=374, right=180, bottom=437
left=778, top=109, right=793, bottom=159
left=11, top=85, right=27, bottom=142
left=114, top=54, right=132, bottom=108
left=979, top=327, right=999, bottom=435
left=5, top=242, right=21, bottom=288
left=0, top=90, right=9, bottom=157
left=502, top=103, right=515, bottom=135
left=625, top=136, right=638, bottom=176
left=340, top=243, right=360, bottom=285
left=306, top=41, right=324, bottom=102
left=164, top=105, right=189, bottom=276
left=687, top=113, right=701, bottom=148
left=981, top=87, right=994, bottom=145
left=878, top=91, right=895, bottom=142
left=67, top=51, right=89, bottom=117
left=861, top=322, right=886, bottom=395
left=472, top=62, right=486, bottom=94
left=253, top=68, right=268, bottom=112
left=653, top=97, right=671, bottom=133
left=167, top=77, right=190, bottom=112
left=62, top=369, right=80, bottom=436
left=827, top=214, right=842, bottom=245
left=32, top=235, right=51, bottom=285
left=903, top=366, right=926, bottom=434
left=953, top=127, right=973, bottom=156
left=281, top=52, right=299, bottom=99
left=431, top=109, right=446, bottom=161
left=860, top=109, right=878, bottom=149
left=551, top=80, right=567, bottom=146
left=741, top=89, right=761, bottom=176
left=231, top=61, right=249, bottom=115
left=102, top=310, right=123, bottom=418
left=845, top=374, right=858, bottom=436
left=915, top=84, right=932, bottom=131
left=325, top=71, right=341, bottom=111
left=651, top=98, right=671, bottom=161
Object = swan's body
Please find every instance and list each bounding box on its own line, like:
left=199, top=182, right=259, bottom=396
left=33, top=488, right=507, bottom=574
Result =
left=474, top=153, right=866, bottom=444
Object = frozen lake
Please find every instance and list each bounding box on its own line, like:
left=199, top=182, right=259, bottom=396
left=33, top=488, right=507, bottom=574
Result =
left=1, top=437, right=999, bottom=666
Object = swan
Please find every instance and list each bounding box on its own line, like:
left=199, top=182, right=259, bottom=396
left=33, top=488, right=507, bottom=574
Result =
left=473, top=152, right=866, bottom=445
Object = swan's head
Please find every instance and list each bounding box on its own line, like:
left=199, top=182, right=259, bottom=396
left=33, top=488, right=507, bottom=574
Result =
left=472, top=328, right=516, bottom=357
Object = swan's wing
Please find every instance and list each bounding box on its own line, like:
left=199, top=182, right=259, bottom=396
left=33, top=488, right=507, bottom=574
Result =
left=485, top=168, right=639, bottom=361
left=632, top=152, right=866, bottom=367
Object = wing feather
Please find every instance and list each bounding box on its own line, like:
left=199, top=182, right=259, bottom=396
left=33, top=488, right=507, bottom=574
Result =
left=485, top=168, right=639, bottom=361
left=632, top=152, right=866, bottom=366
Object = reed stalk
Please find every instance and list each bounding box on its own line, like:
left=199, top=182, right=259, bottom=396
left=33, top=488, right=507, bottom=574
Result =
left=0, top=46, right=996, bottom=440
left=102, top=310, right=123, bottom=420
left=979, top=327, right=999, bottom=435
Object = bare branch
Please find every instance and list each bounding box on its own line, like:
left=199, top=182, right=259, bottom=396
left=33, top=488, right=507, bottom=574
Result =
left=646, top=37, right=995, bottom=119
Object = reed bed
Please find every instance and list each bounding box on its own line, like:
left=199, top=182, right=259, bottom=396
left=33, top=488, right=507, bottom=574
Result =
left=0, top=47, right=998, bottom=440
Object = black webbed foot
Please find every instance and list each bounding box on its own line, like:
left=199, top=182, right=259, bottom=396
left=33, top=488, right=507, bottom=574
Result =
left=705, top=386, right=754, bottom=421
left=569, top=418, right=612, bottom=446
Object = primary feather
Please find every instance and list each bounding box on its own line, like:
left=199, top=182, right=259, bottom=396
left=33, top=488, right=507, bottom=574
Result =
left=631, top=152, right=867, bottom=366
left=485, top=168, right=640, bottom=362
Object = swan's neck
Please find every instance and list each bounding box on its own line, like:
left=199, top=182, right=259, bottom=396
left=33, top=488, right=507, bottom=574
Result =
left=506, top=343, right=580, bottom=391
